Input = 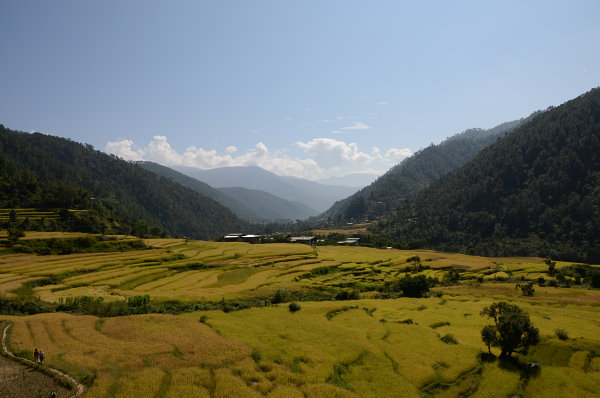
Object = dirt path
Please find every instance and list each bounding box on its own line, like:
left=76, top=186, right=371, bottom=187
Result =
left=2, top=323, right=86, bottom=397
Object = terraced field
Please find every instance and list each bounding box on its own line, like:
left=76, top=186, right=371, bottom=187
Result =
left=4, top=295, right=600, bottom=397
left=0, top=237, right=586, bottom=304
left=1, top=236, right=600, bottom=397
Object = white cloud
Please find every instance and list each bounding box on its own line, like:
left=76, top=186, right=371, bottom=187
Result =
left=106, top=136, right=321, bottom=179
left=340, top=121, right=370, bottom=130
left=377, top=101, right=388, bottom=105
left=105, top=135, right=413, bottom=180
left=331, top=130, right=341, bottom=134
left=105, top=139, right=145, bottom=161
left=296, top=138, right=375, bottom=168
left=384, top=147, right=413, bottom=164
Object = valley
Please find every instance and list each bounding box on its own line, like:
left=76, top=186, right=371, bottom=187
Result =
left=1, top=235, right=599, bottom=397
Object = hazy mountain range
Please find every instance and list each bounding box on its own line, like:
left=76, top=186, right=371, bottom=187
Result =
left=174, top=165, right=359, bottom=213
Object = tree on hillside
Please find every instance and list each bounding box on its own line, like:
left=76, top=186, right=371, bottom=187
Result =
left=398, top=274, right=430, bottom=297
left=480, top=301, right=540, bottom=358
left=7, top=209, right=24, bottom=242
left=516, top=281, right=535, bottom=296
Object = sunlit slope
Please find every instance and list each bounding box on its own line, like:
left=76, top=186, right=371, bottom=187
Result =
left=4, top=294, right=600, bottom=397
left=0, top=237, right=596, bottom=303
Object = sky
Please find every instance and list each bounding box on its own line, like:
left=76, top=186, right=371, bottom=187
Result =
left=1, top=1, right=599, bottom=183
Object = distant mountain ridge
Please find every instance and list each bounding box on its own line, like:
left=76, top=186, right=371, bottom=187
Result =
left=319, top=113, right=538, bottom=222
left=317, top=173, right=379, bottom=187
left=218, top=187, right=317, bottom=221
left=138, top=162, right=317, bottom=221
left=175, top=165, right=358, bottom=213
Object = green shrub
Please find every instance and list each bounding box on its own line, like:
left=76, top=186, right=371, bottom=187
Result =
left=440, top=334, right=458, bottom=344
left=251, top=348, right=262, bottom=363
left=555, top=329, right=569, bottom=340
left=271, top=289, right=291, bottom=304
left=288, top=302, right=301, bottom=313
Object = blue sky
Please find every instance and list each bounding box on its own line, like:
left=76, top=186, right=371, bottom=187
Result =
left=1, top=1, right=599, bottom=181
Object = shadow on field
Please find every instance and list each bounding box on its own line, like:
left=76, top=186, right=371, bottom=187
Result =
left=497, top=356, right=541, bottom=379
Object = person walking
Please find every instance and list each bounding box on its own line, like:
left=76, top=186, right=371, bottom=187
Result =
left=34, top=348, right=39, bottom=364
left=39, top=350, right=45, bottom=365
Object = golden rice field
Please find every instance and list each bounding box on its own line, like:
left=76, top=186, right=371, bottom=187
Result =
left=0, top=236, right=590, bottom=304
left=1, top=236, right=600, bottom=396
left=3, top=294, right=600, bottom=397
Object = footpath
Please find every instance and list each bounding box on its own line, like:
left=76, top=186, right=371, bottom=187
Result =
left=1, top=323, right=86, bottom=397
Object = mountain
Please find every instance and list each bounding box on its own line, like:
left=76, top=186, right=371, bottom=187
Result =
left=374, top=87, right=600, bottom=263
left=320, top=115, right=535, bottom=222
left=317, top=173, right=380, bottom=188
left=138, top=161, right=317, bottom=221
left=175, top=165, right=358, bottom=212
left=137, top=161, right=265, bottom=221
left=0, top=126, right=250, bottom=239
left=218, top=187, right=317, bottom=221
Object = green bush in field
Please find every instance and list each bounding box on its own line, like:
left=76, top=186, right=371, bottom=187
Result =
left=555, top=328, right=569, bottom=340
left=440, top=333, right=458, bottom=344
left=272, top=289, right=291, bottom=304
left=288, top=302, right=301, bottom=313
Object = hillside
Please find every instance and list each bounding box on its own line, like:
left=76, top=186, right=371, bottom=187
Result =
left=137, top=161, right=265, bottom=221
left=218, top=186, right=317, bottom=221
left=138, top=162, right=317, bottom=221
left=321, top=116, right=533, bottom=222
left=374, top=88, right=600, bottom=263
left=176, top=165, right=358, bottom=212
left=0, top=126, right=250, bottom=239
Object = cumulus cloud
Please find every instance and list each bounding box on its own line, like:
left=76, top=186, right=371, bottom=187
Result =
left=340, top=121, right=370, bottom=130
left=106, top=136, right=321, bottom=178
left=296, top=138, right=375, bottom=168
left=384, top=147, right=413, bottom=164
left=105, top=139, right=145, bottom=161
left=105, top=135, right=412, bottom=179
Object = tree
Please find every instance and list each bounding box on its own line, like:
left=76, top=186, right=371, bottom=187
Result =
left=7, top=209, right=24, bottom=242
left=481, top=325, right=497, bottom=354
left=545, top=258, right=556, bottom=276
left=397, top=275, right=429, bottom=298
left=7, top=225, right=25, bottom=242
left=480, top=301, right=540, bottom=358
left=516, top=281, right=535, bottom=296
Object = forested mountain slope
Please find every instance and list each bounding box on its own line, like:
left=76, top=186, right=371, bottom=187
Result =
left=139, top=161, right=317, bottom=221
left=373, top=88, right=600, bottom=262
left=218, top=186, right=317, bottom=221
left=177, top=165, right=358, bottom=212
left=321, top=116, right=533, bottom=222
left=137, top=161, right=265, bottom=221
left=0, top=126, right=249, bottom=239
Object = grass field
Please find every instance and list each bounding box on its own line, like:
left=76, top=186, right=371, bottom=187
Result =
left=1, top=236, right=600, bottom=396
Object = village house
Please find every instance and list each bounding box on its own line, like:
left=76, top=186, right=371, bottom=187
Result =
left=290, top=236, right=318, bottom=246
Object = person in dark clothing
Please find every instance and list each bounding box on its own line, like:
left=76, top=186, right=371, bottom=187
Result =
left=34, top=348, right=39, bottom=364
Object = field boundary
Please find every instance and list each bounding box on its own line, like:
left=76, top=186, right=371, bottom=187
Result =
left=2, top=323, right=86, bottom=397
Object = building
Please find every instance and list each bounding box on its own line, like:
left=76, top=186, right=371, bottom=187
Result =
left=223, top=233, right=243, bottom=242
left=338, top=237, right=360, bottom=246
left=241, top=234, right=262, bottom=244
left=290, top=236, right=318, bottom=246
